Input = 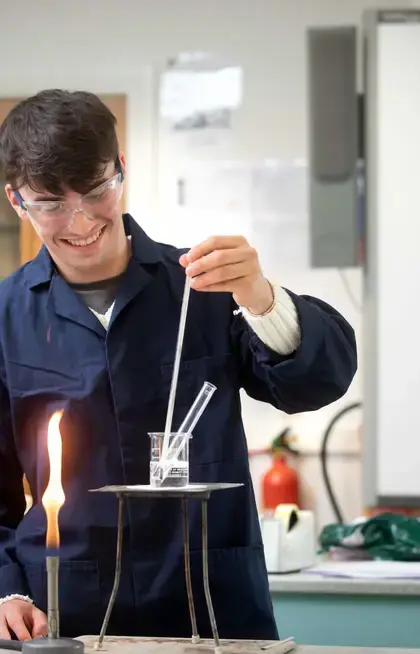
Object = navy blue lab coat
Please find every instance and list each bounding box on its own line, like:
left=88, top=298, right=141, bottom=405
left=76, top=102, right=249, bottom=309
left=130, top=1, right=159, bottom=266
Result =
left=0, top=215, right=357, bottom=639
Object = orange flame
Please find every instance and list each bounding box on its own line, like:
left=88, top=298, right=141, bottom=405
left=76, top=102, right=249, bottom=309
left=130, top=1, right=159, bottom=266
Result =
left=42, top=410, right=65, bottom=550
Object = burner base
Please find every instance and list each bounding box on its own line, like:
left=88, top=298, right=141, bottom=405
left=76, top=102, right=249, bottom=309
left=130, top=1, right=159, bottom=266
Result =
left=22, top=638, right=84, bottom=654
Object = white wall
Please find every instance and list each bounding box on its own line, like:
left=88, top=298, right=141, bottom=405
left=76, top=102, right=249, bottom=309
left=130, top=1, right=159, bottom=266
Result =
left=0, top=0, right=410, bottom=528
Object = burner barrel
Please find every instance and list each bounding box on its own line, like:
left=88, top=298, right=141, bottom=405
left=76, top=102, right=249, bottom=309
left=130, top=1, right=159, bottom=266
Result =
left=46, top=556, right=59, bottom=639
left=22, top=638, right=84, bottom=654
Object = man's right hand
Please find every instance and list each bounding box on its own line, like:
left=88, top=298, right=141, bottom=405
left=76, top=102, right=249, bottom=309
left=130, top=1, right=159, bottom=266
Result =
left=0, top=600, right=47, bottom=641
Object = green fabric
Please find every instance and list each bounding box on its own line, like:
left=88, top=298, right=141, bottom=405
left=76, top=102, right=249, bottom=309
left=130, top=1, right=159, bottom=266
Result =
left=319, top=512, right=420, bottom=560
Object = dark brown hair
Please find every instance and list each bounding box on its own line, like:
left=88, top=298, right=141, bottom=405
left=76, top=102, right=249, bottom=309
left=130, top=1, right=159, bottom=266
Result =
left=0, top=89, right=119, bottom=195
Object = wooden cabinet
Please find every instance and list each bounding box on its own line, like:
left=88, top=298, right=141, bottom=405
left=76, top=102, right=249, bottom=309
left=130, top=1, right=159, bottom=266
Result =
left=0, top=94, right=127, bottom=270
left=0, top=183, right=20, bottom=276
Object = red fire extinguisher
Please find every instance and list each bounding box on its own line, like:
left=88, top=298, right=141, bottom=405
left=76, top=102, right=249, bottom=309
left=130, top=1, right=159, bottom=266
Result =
left=262, top=428, right=300, bottom=510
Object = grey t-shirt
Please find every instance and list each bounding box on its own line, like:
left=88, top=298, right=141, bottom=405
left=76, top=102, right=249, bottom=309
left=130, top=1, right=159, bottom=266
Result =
left=70, top=274, right=124, bottom=314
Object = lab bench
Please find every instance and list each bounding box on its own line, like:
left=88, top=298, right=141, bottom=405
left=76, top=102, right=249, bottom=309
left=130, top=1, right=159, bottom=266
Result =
left=269, top=572, right=420, bottom=649
left=1, top=645, right=419, bottom=654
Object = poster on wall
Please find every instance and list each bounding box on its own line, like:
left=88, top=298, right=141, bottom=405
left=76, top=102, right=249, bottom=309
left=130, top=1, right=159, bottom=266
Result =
left=249, top=159, right=310, bottom=274
left=155, top=53, right=309, bottom=271
left=157, top=160, right=253, bottom=248
left=159, top=51, right=243, bottom=148
left=157, top=158, right=309, bottom=273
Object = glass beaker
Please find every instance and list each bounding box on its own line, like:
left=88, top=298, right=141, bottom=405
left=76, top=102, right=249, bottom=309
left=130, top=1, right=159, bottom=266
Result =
left=149, top=432, right=191, bottom=488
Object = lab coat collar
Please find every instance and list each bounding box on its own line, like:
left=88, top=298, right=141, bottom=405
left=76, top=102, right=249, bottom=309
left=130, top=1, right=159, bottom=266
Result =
left=24, top=213, right=162, bottom=289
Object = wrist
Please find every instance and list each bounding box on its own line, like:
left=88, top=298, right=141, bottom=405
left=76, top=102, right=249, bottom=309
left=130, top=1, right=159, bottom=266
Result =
left=240, top=279, right=275, bottom=316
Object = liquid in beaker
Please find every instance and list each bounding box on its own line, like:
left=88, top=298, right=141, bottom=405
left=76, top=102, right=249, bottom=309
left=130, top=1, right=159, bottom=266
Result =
left=149, top=432, right=191, bottom=488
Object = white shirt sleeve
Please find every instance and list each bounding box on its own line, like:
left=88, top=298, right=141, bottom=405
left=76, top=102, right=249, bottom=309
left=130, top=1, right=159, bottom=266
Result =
left=238, top=286, right=301, bottom=355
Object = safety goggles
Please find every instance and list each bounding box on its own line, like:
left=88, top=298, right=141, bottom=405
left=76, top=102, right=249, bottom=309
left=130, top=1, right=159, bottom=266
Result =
left=13, top=163, right=124, bottom=230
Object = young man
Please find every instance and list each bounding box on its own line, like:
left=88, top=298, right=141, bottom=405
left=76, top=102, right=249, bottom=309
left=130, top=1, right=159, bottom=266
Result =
left=0, top=90, right=357, bottom=642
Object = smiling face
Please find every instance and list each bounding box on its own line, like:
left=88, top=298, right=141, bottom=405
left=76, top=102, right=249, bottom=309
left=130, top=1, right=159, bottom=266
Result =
left=6, top=157, right=129, bottom=283
left=0, top=90, right=130, bottom=284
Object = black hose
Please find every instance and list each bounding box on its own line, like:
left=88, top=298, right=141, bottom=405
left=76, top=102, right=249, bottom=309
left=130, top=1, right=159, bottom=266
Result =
left=320, top=402, right=362, bottom=524
left=0, top=640, right=21, bottom=651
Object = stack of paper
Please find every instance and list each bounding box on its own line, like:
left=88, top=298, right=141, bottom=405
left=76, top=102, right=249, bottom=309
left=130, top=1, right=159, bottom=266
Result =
left=307, top=560, right=420, bottom=579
